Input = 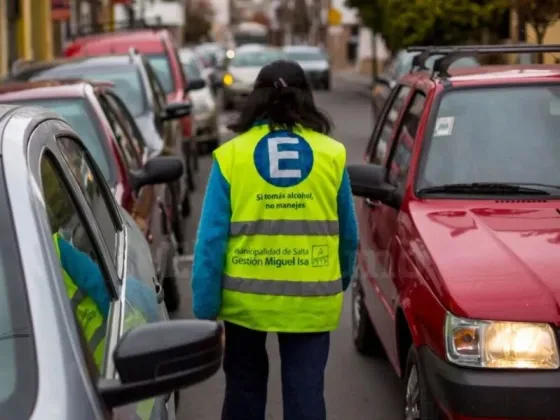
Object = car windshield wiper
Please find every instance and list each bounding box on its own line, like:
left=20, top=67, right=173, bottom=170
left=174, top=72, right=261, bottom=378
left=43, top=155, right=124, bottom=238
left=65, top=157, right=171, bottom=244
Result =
left=417, top=182, right=551, bottom=195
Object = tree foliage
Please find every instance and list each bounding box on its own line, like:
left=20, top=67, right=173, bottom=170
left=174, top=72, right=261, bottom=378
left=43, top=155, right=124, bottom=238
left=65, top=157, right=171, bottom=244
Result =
left=346, top=0, right=508, bottom=52
left=183, top=0, right=214, bottom=44
left=515, top=0, right=560, bottom=44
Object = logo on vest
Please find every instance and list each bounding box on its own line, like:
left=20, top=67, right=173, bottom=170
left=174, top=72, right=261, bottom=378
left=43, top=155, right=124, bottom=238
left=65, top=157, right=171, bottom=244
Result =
left=254, top=131, right=314, bottom=187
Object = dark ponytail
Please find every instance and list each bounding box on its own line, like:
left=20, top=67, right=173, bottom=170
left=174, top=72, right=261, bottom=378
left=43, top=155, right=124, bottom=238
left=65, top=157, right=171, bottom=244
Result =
left=228, top=60, right=333, bottom=135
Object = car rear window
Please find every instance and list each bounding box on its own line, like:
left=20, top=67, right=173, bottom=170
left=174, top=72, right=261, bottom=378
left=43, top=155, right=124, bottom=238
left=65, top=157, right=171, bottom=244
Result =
left=231, top=50, right=284, bottom=67
left=30, top=66, right=148, bottom=117
left=147, top=54, right=175, bottom=94
left=7, top=98, right=114, bottom=183
left=418, top=85, right=560, bottom=189
left=182, top=59, right=202, bottom=81
left=0, top=167, right=37, bottom=417
left=284, top=50, right=325, bottom=61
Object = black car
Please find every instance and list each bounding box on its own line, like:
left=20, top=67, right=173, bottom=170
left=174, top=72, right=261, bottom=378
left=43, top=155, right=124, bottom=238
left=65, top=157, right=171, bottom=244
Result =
left=5, top=52, right=204, bottom=254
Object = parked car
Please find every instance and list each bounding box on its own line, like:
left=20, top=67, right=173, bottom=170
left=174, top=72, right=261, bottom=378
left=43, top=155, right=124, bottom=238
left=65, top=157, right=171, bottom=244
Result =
left=348, top=44, right=560, bottom=420
left=179, top=48, right=220, bottom=151
left=283, top=45, right=331, bottom=90
left=222, top=45, right=285, bottom=110
left=0, top=104, right=221, bottom=419
left=63, top=29, right=199, bottom=192
left=371, top=49, right=479, bottom=120
left=193, top=42, right=227, bottom=90
left=6, top=51, right=200, bottom=230
left=0, top=80, right=189, bottom=312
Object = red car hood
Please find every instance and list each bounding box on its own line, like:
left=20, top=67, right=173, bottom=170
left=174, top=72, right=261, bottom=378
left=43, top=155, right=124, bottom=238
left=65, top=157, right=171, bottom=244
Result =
left=410, top=200, right=560, bottom=325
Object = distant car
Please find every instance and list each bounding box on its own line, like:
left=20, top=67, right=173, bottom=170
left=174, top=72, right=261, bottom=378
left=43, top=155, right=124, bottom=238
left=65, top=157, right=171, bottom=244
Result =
left=6, top=51, right=200, bottom=229
left=222, top=45, right=285, bottom=110
left=193, top=42, right=227, bottom=88
left=371, top=49, right=479, bottom=120
left=179, top=48, right=220, bottom=151
left=0, top=104, right=221, bottom=420
left=62, top=29, right=199, bottom=193
left=349, top=43, right=560, bottom=420
left=0, top=80, right=189, bottom=312
left=283, top=45, right=331, bottom=90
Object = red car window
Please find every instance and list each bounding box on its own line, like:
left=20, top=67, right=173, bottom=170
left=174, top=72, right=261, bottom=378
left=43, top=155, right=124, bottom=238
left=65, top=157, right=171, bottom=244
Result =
left=387, top=92, right=426, bottom=187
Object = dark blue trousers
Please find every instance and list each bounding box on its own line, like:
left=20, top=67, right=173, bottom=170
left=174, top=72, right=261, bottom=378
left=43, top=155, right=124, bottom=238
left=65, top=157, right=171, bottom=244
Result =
left=221, top=322, right=330, bottom=420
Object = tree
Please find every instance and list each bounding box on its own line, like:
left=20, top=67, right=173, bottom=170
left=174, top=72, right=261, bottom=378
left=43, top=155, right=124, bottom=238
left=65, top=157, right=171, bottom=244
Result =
left=251, top=11, right=271, bottom=27
left=346, top=0, right=508, bottom=52
left=516, top=0, right=560, bottom=44
left=183, top=0, right=215, bottom=44
left=514, top=0, right=560, bottom=62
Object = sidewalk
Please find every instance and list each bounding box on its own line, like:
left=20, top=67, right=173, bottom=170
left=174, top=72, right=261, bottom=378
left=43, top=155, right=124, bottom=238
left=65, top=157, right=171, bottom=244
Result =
left=334, top=70, right=372, bottom=98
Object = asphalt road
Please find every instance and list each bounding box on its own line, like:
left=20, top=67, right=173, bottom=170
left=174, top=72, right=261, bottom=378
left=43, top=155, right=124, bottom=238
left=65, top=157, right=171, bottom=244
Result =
left=174, top=76, right=404, bottom=420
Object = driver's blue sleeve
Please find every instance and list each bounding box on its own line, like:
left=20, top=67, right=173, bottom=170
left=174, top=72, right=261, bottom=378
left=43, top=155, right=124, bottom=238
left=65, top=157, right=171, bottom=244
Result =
left=58, top=236, right=111, bottom=318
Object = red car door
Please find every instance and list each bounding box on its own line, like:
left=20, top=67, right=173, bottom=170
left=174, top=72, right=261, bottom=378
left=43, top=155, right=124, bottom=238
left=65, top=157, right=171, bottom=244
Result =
left=357, top=85, right=411, bottom=366
left=372, top=91, right=427, bottom=365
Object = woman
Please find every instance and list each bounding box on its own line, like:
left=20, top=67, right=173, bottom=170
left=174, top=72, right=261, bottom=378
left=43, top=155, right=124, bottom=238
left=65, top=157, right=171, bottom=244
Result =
left=191, top=60, right=358, bottom=420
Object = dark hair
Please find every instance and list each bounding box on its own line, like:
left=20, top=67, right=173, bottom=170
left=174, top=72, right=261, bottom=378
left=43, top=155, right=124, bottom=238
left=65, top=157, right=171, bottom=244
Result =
left=228, top=60, right=333, bottom=134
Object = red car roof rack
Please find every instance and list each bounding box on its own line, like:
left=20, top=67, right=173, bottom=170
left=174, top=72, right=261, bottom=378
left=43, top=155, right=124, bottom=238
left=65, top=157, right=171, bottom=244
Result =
left=407, top=44, right=560, bottom=78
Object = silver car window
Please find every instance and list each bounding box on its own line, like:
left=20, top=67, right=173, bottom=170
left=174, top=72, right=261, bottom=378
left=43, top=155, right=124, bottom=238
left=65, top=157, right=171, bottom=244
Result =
left=40, top=152, right=113, bottom=371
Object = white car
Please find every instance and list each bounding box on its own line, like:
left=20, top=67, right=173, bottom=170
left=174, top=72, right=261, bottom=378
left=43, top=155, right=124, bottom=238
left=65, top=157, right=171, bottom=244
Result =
left=179, top=48, right=220, bottom=150
left=222, top=45, right=285, bottom=110
left=283, top=45, right=331, bottom=90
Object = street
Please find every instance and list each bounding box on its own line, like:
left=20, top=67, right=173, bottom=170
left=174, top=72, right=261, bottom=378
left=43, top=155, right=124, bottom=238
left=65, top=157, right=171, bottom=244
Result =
left=174, top=76, right=404, bottom=420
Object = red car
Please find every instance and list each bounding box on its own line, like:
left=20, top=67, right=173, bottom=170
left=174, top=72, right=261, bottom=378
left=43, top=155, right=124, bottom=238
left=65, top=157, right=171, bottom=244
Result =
left=348, top=44, right=560, bottom=420
left=63, top=28, right=198, bottom=192
left=0, top=80, right=188, bottom=312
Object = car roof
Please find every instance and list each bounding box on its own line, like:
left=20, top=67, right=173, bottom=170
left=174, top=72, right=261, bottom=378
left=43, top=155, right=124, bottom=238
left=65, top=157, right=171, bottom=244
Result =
left=65, top=29, right=168, bottom=56
left=404, top=64, right=560, bottom=89
left=11, top=56, right=136, bottom=81
left=235, top=44, right=268, bottom=52
left=283, top=45, right=321, bottom=51
left=0, top=80, right=98, bottom=100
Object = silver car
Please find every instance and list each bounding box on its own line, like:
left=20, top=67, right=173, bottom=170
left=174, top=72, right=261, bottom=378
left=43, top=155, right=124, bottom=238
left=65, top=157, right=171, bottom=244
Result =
left=222, top=45, right=285, bottom=110
left=179, top=48, right=220, bottom=151
left=283, top=45, right=331, bottom=90
left=0, top=105, right=222, bottom=419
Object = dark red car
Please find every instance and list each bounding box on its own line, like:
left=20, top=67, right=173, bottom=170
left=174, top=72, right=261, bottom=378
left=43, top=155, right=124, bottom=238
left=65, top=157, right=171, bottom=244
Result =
left=0, top=80, right=187, bottom=311
left=63, top=29, right=198, bottom=191
left=348, top=44, right=560, bottom=420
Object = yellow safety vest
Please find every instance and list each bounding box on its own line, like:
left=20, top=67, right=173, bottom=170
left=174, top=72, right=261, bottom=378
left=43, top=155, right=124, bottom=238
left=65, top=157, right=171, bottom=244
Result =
left=53, top=233, right=155, bottom=420
left=213, top=123, right=346, bottom=332
left=53, top=232, right=106, bottom=366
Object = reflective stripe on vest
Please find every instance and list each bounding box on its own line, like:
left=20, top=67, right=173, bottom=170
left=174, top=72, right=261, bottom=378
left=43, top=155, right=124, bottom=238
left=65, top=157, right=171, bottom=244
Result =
left=230, top=220, right=339, bottom=236
left=53, top=233, right=106, bottom=367
left=223, top=275, right=342, bottom=296
left=213, top=125, right=346, bottom=332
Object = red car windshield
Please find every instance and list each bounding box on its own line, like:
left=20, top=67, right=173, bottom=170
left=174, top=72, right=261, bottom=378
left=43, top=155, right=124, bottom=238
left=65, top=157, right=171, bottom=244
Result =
left=418, top=85, right=560, bottom=190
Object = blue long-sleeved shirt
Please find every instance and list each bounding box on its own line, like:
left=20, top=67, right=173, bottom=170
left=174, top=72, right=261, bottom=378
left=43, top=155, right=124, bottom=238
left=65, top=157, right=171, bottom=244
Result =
left=191, top=161, right=359, bottom=320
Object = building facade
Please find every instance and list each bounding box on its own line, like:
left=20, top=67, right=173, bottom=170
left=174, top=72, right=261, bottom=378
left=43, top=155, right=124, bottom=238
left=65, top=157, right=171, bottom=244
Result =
left=0, top=0, right=120, bottom=78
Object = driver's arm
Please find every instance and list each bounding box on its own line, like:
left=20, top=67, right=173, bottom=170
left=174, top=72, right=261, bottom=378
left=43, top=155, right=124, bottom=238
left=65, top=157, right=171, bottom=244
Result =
left=58, top=236, right=111, bottom=318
